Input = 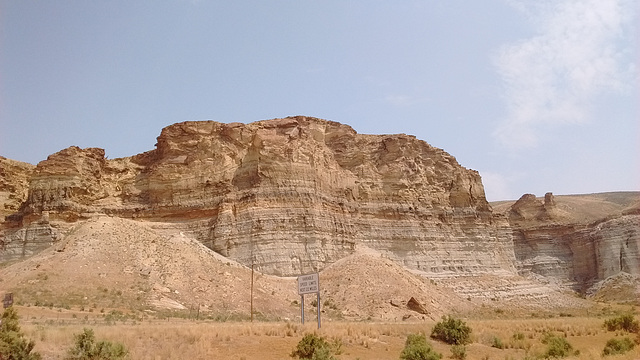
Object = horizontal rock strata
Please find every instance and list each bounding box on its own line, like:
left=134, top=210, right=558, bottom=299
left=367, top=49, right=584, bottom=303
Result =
left=509, top=193, right=639, bottom=292
left=1, top=117, right=515, bottom=277
left=1, top=117, right=637, bottom=298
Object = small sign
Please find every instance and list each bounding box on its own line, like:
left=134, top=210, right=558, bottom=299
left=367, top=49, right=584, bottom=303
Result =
left=3, top=293, right=13, bottom=309
left=297, top=273, right=319, bottom=295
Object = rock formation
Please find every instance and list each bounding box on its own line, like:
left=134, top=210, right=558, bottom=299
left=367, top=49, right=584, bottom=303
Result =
left=1, top=117, right=514, bottom=277
left=0, top=157, right=54, bottom=261
left=508, top=193, right=640, bottom=293
left=0, top=156, right=34, bottom=221
left=1, top=117, right=638, bottom=300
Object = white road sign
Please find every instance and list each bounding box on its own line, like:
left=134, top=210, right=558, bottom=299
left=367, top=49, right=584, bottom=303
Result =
left=297, top=273, right=319, bottom=295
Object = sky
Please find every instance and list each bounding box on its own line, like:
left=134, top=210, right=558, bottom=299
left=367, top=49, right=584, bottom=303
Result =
left=0, top=0, right=638, bottom=201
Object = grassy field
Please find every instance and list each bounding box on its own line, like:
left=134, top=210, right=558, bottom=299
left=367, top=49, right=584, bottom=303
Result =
left=10, top=305, right=639, bottom=360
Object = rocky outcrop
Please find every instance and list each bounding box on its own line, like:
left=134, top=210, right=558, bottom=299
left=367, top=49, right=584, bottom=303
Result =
left=1, top=117, right=636, bottom=294
left=0, top=157, right=34, bottom=221
left=406, top=297, right=429, bottom=315
left=0, top=157, right=38, bottom=257
left=509, top=192, right=566, bottom=222
left=13, top=146, right=146, bottom=220
left=1, top=117, right=515, bottom=276
left=509, top=193, right=640, bottom=293
left=0, top=216, right=59, bottom=262
left=591, top=215, right=639, bottom=279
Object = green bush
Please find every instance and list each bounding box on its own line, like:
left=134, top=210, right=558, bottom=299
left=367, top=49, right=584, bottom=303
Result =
left=430, top=316, right=471, bottom=345
left=541, top=333, right=575, bottom=359
left=604, top=314, right=640, bottom=333
left=290, top=333, right=336, bottom=360
left=400, top=334, right=442, bottom=360
left=65, top=328, right=128, bottom=360
left=450, top=345, right=467, bottom=360
left=602, top=337, right=635, bottom=356
left=491, top=336, right=504, bottom=349
left=0, top=306, right=42, bottom=360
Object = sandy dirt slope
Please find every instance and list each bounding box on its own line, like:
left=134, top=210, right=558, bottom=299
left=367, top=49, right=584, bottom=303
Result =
left=0, top=216, right=474, bottom=320
left=1, top=216, right=300, bottom=319
left=320, top=248, right=473, bottom=321
left=1, top=214, right=601, bottom=321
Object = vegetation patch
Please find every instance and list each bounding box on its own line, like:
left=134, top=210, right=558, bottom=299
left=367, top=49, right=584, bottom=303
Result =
left=450, top=344, right=467, bottom=360
left=540, top=332, right=577, bottom=359
left=603, top=314, right=639, bottom=333
left=491, top=336, right=504, bottom=349
left=400, top=333, right=442, bottom=360
left=0, top=307, right=41, bottom=360
left=290, top=333, right=336, bottom=360
left=430, top=316, right=471, bottom=345
left=602, top=337, right=635, bottom=356
left=65, top=328, right=128, bottom=360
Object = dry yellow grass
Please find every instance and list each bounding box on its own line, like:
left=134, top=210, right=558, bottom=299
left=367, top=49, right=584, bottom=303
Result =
left=13, top=305, right=640, bottom=360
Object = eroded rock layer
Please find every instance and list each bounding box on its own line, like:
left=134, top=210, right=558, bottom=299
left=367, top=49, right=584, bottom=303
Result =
left=508, top=193, right=640, bottom=292
left=0, top=157, right=34, bottom=220
left=1, top=117, right=514, bottom=276
left=2, top=117, right=637, bottom=296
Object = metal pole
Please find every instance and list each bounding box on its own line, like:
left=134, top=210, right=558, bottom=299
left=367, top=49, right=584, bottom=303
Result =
left=317, top=291, right=321, bottom=329
left=251, top=263, right=254, bottom=322
left=301, top=295, right=304, bottom=324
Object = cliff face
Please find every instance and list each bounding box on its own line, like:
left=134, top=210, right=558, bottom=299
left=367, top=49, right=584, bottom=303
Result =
left=0, top=157, right=34, bottom=221
left=0, top=157, right=52, bottom=262
left=2, top=117, right=636, bottom=292
left=1, top=117, right=515, bottom=276
left=508, top=193, right=640, bottom=292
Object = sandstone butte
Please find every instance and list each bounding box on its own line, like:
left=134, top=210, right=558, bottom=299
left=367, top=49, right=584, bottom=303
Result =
left=0, top=116, right=638, bottom=315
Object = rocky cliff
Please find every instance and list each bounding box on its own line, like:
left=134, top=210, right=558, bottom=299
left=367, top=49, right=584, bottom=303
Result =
left=0, top=156, right=34, bottom=221
left=0, top=157, right=58, bottom=261
left=1, top=117, right=637, bottom=297
left=1, top=117, right=515, bottom=276
left=503, top=192, right=640, bottom=292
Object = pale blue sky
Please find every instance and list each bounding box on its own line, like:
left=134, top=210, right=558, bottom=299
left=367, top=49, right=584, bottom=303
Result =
left=1, top=0, right=637, bottom=201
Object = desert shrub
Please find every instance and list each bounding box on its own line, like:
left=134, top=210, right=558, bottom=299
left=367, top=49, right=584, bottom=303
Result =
left=430, top=316, right=471, bottom=345
left=399, top=333, right=442, bottom=360
left=450, top=345, right=467, bottom=360
left=322, top=299, right=338, bottom=311
left=329, top=336, right=343, bottom=355
left=290, top=333, right=336, bottom=360
left=603, top=314, right=639, bottom=333
left=0, top=306, right=42, bottom=360
left=602, top=337, right=635, bottom=356
left=65, top=328, right=128, bottom=360
left=491, top=336, right=504, bottom=349
left=540, top=333, right=576, bottom=359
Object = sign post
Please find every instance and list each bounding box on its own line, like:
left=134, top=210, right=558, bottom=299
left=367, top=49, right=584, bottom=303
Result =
left=250, top=263, right=254, bottom=322
left=3, top=293, right=13, bottom=309
left=297, top=273, right=320, bottom=328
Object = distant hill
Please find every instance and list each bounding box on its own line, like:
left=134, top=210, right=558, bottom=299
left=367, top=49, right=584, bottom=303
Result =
left=491, top=191, right=640, bottom=224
